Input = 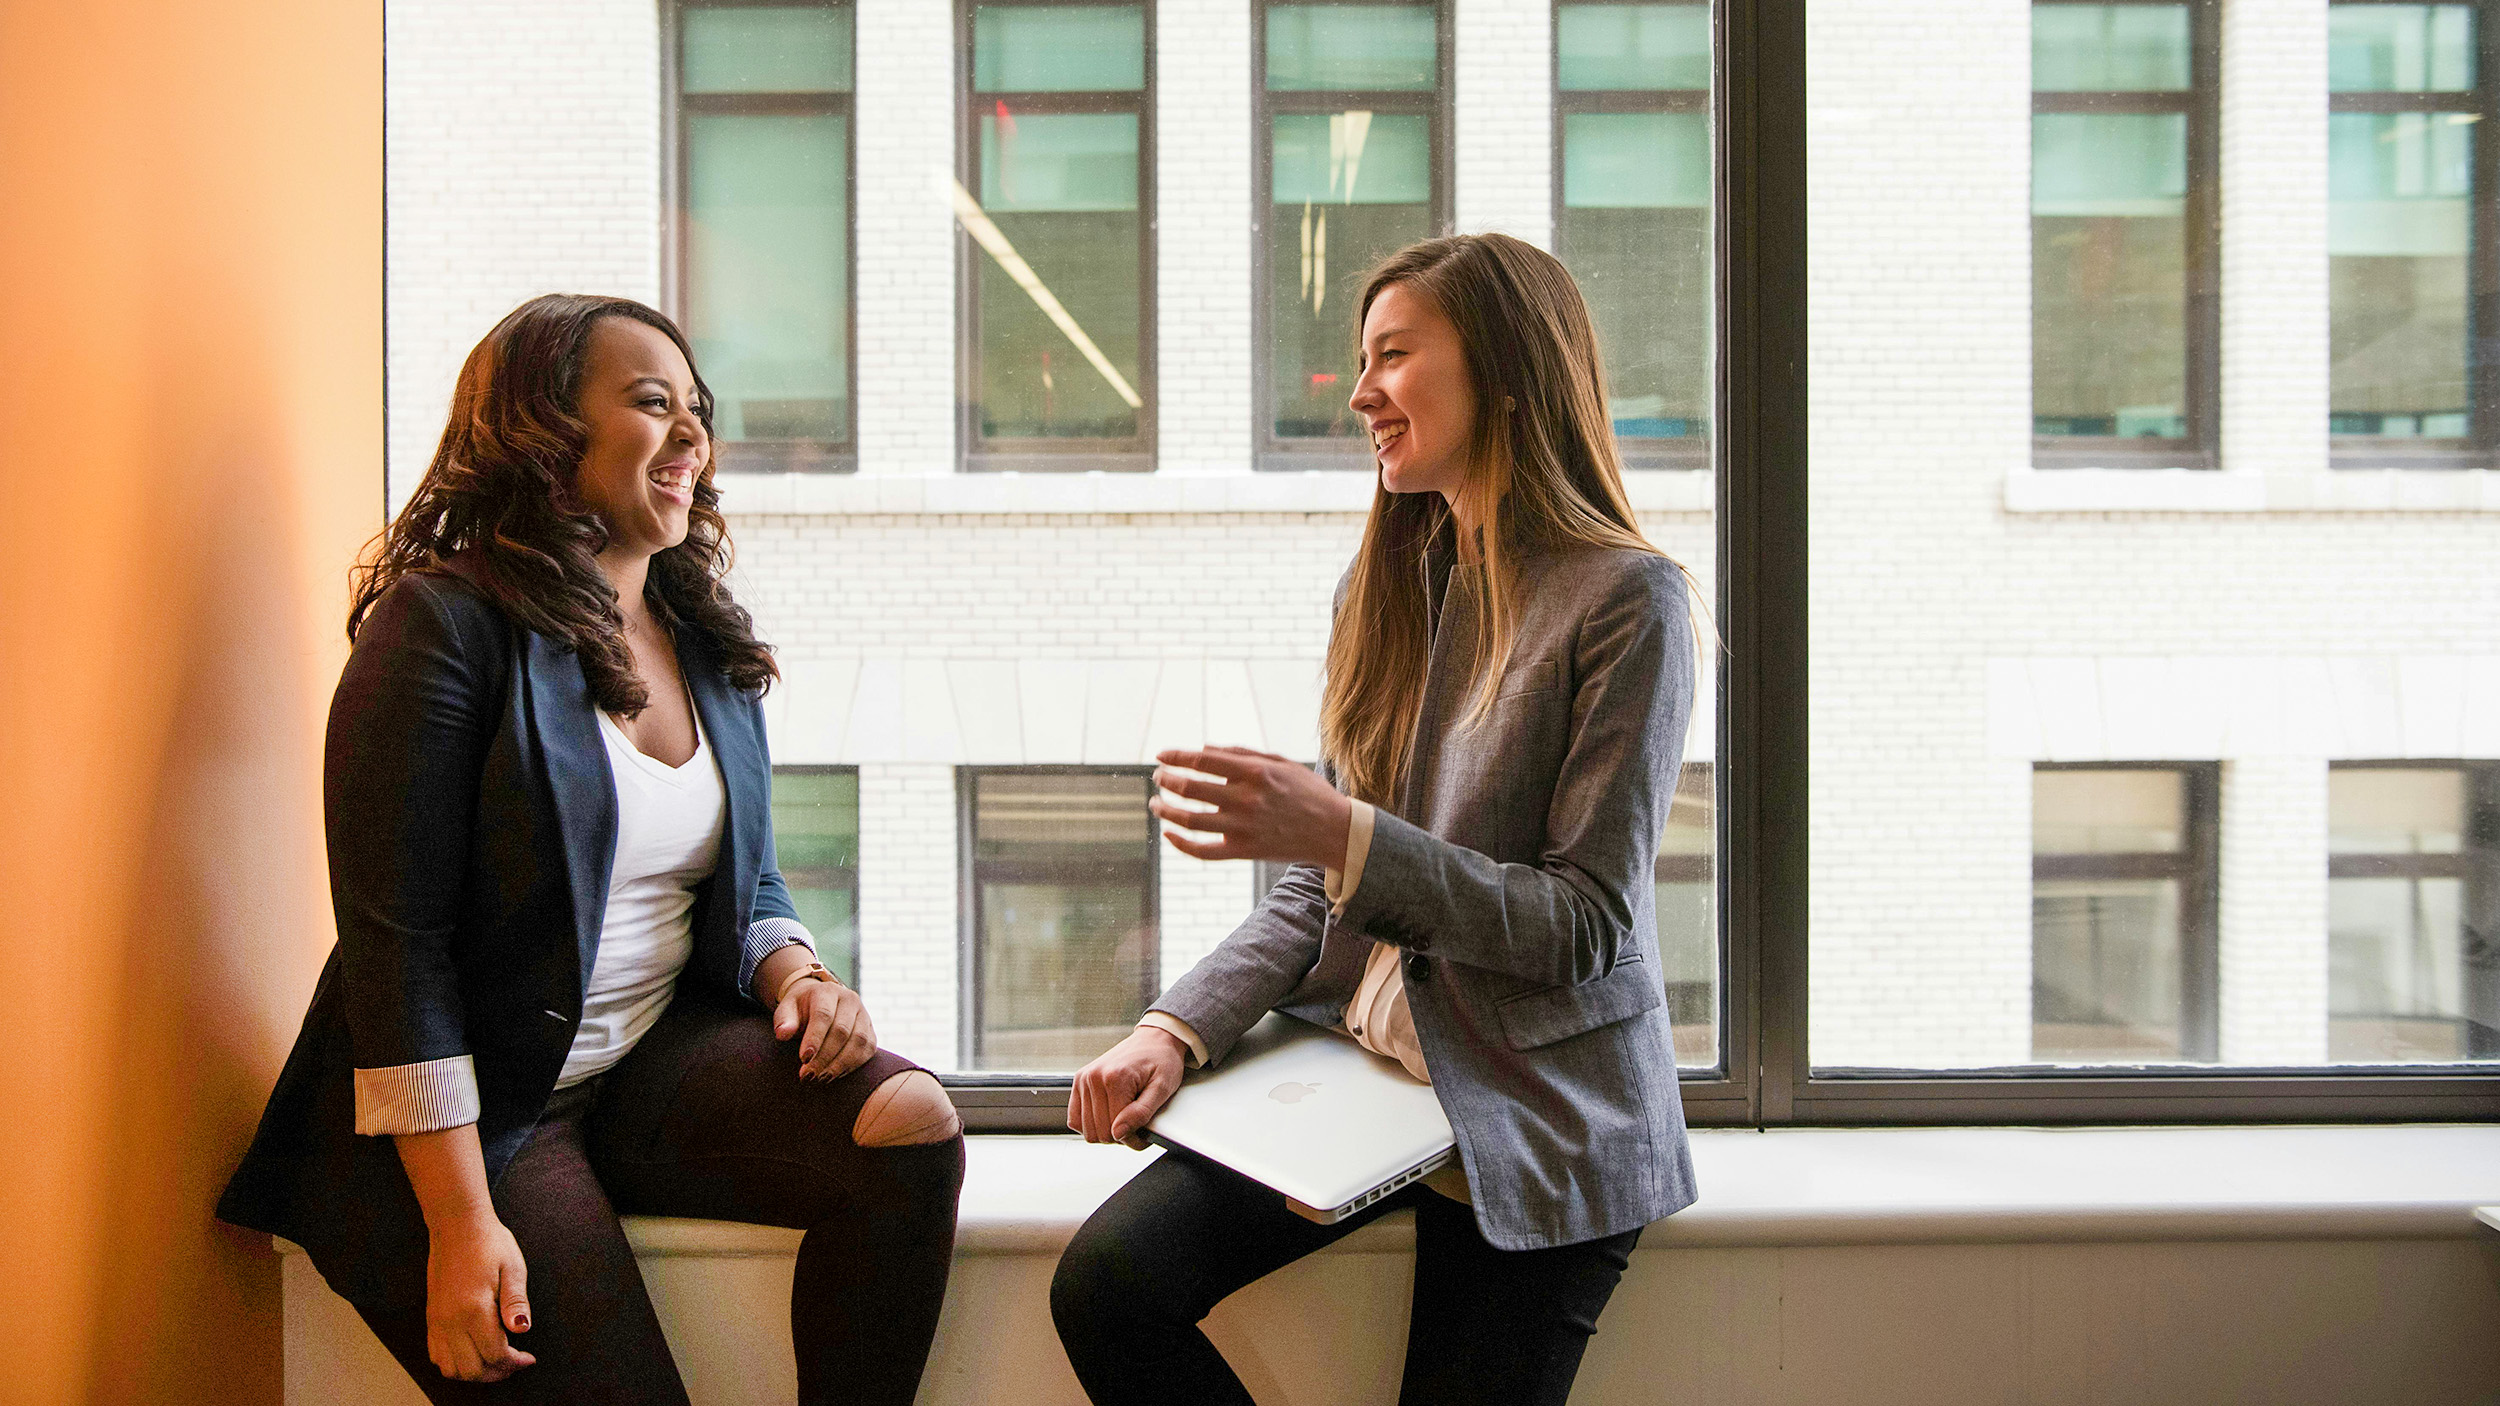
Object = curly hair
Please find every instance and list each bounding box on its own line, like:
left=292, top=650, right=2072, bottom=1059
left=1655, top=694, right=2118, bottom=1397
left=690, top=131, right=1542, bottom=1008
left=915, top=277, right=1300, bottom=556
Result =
left=349, top=293, right=776, bottom=712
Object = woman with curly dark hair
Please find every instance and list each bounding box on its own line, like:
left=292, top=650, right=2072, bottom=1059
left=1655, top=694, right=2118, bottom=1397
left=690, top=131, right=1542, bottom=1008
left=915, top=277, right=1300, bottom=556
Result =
left=219, top=294, right=964, bottom=1404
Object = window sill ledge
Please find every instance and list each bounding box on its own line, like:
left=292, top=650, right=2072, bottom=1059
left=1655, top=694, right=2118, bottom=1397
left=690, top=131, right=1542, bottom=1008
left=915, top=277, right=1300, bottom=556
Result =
left=2005, top=467, right=2500, bottom=514
left=715, top=470, right=1713, bottom=517
left=279, top=1125, right=2500, bottom=1263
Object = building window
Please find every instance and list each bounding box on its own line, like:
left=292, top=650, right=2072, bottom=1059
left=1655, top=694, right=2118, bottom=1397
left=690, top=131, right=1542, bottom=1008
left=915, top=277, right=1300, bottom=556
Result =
left=2030, top=1, right=2218, bottom=467
left=671, top=1, right=857, bottom=472
left=1553, top=2, right=1711, bottom=469
left=962, top=768, right=1159, bottom=1071
left=2030, top=764, right=2219, bottom=1063
left=957, top=1, right=1153, bottom=471
left=2328, top=3, right=2494, bottom=467
left=2329, top=764, right=2500, bottom=1061
left=1655, top=762, right=1717, bottom=1068
left=1258, top=0, right=1449, bottom=465
left=770, top=766, right=862, bottom=985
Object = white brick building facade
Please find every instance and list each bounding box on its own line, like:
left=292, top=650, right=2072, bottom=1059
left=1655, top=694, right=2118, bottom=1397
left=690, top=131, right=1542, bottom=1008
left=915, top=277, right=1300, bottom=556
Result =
left=389, top=0, right=2498, bottom=1074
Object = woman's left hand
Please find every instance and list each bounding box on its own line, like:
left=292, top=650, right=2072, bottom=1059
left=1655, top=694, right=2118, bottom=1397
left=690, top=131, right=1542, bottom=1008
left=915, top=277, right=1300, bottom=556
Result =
left=775, top=977, right=878, bottom=1081
left=1149, top=746, right=1353, bottom=868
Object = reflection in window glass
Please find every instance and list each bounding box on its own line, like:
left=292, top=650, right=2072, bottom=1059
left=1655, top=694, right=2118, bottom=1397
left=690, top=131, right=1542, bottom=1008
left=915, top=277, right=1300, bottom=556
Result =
left=2031, top=767, right=2214, bottom=1063
left=1557, top=3, right=1709, bottom=455
left=965, top=3, right=1149, bottom=456
left=1264, top=2, right=1441, bottom=447
left=1655, top=763, right=1717, bottom=1069
left=967, top=770, right=1158, bottom=1071
left=771, top=768, right=862, bottom=986
left=2328, top=766, right=2497, bottom=1062
left=2329, top=5, right=2480, bottom=446
left=679, top=3, right=854, bottom=458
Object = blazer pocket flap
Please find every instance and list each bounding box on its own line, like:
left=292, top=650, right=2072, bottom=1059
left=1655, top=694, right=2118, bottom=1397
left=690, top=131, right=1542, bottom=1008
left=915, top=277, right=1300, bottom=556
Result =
left=1493, top=954, right=1661, bottom=1050
left=1496, top=658, right=1560, bottom=699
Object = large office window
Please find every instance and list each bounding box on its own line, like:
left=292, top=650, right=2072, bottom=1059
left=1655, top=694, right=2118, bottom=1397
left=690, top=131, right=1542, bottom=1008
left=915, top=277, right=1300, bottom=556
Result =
left=2329, top=3, right=2494, bottom=466
left=2030, top=765, right=2219, bottom=1063
left=959, top=1, right=1153, bottom=470
left=771, top=766, right=862, bottom=985
left=672, top=1, right=856, bottom=471
left=1554, top=2, right=1711, bottom=468
left=2329, top=764, right=2500, bottom=1061
left=962, top=769, right=1159, bottom=1071
left=1259, top=0, right=1448, bottom=463
left=2030, top=1, right=2217, bottom=466
left=1656, top=762, right=1718, bottom=1068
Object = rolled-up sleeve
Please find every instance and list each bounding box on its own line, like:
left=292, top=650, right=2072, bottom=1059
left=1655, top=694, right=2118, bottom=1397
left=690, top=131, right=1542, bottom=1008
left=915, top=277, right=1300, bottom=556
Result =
left=742, top=914, right=818, bottom=1000
left=354, top=1055, right=482, bottom=1136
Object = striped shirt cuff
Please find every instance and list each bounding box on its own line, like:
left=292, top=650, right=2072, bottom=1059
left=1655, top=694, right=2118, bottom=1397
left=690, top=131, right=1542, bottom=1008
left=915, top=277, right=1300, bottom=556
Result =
left=353, top=1055, right=481, bottom=1136
left=743, top=915, right=818, bottom=1000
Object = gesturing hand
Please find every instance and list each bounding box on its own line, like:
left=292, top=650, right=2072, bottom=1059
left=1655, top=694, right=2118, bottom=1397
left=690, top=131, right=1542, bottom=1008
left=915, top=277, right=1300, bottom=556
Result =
left=1068, top=1025, right=1188, bottom=1149
left=424, top=1215, right=535, bottom=1383
left=1149, top=746, right=1352, bottom=868
left=775, top=975, right=879, bottom=1081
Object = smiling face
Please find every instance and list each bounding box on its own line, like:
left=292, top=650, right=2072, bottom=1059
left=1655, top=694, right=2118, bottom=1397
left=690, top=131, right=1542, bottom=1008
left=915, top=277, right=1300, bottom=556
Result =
left=571, top=315, right=709, bottom=563
left=1351, top=281, right=1480, bottom=501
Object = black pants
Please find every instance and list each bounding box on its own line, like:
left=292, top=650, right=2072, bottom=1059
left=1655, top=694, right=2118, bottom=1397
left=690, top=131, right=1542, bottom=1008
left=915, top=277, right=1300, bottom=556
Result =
left=1051, top=1149, right=1640, bottom=1406
left=353, top=995, right=965, bottom=1406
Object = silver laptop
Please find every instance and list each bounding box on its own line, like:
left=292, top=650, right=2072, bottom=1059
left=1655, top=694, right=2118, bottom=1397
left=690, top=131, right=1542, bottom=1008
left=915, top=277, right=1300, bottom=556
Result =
left=1145, top=1011, right=1456, bottom=1224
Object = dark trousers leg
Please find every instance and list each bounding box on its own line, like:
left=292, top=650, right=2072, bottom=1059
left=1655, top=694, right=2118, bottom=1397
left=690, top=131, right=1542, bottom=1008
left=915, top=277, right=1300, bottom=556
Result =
left=1396, top=1192, right=1641, bottom=1406
left=590, top=993, right=966, bottom=1406
left=1049, top=1149, right=1420, bottom=1406
left=351, top=1083, right=693, bottom=1405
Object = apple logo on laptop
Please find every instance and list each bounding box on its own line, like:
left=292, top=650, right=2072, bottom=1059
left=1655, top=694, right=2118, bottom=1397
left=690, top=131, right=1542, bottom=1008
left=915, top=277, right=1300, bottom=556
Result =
left=1268, top=1082, right=1321, bottom=1105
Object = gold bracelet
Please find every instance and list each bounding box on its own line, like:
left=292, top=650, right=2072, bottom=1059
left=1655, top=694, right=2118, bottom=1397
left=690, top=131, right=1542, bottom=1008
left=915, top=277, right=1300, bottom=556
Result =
left=773, top=961, right=837, bottom=1007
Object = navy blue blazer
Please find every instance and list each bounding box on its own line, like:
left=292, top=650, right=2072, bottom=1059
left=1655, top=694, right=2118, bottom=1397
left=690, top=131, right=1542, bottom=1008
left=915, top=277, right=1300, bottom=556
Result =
left=216, top=561, right=801, bottom=1309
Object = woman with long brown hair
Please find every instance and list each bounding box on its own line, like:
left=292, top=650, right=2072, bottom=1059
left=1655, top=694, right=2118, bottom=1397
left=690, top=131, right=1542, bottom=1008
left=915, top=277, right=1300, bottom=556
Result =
left=219, top=294, right=964, bottom=1404
left=1053, top=234, right=1702, bottom=1404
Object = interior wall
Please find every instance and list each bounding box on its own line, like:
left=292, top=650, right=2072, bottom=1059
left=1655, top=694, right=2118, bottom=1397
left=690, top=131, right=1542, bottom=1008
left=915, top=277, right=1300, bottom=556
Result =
left=0, top=1, right=382, bottom=1402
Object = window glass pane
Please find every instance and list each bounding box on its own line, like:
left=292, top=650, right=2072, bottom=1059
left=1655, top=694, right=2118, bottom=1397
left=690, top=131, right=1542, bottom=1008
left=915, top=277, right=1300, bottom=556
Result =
left=2033, top=768, right=2184, bottom=853
left=1266, top=4, right=1438, bottom=91
left=687, top=112, right=851, bottom=443
left=974, top=112, right=1142, bottom=439
left=1561, top=112, right=1709, bottom=441
left=2330, top=768, right=2465, bottom=854
left=2031, top=4, right=2191, bottom=92
left=2330, top=111, right=2473, bottom=439
left=1269, top=111, right=1433, bottom=438
left=771, top=769, right=861, bottom=985
left=2329, top=3, right=2475, bottom=92
left=974, top=4, right=1146, bottom=91
left=2032, top=877, right=2184, bottom=1060
left=684, top=5, right=854, bottom=93
left=2032, top=111, right=2188, bottom=439
left=1656, top=764, right=1718, bottom=1069
left=971, top=772, right=1157, bottom=1071
left=2327, top=768, right=2488, bottom=1063
left=1556, top=3, right=1709, bottom=91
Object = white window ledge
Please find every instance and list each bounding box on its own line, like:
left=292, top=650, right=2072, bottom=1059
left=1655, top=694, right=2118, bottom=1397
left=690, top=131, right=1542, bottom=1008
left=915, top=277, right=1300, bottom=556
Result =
left=279, top=1125, right=2500, bottom=1263
left=716, top=469, right=1713, bottom=518
left=2006, top=467, right=2500, bottom=514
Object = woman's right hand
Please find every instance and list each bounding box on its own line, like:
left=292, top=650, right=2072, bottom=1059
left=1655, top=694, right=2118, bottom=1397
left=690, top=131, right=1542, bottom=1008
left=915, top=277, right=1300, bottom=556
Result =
left=1068, top=1025, right=1187, bottom=1149
left=423, top=1213, right=536, bottom=1383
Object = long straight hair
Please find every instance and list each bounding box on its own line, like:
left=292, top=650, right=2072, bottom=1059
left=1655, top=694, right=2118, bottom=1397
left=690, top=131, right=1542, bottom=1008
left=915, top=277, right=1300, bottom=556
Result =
left=1319, top=234, right=1702, bottom=807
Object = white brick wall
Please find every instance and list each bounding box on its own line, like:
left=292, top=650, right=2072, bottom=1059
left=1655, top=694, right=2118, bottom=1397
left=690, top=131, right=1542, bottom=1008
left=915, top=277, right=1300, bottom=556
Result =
left=854, top=0, right=957, bottom=476
left=857, top=763, right=961, bottom=1065
left=1454, top=0, right=1554, bottom=248
left=1156, top=0, right=1255, bottom=472
left=2221, top=0, right=2328, bottom=481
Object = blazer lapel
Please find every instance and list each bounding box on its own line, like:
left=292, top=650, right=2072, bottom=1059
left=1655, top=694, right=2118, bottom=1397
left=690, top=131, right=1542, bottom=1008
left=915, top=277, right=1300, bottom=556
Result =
left=681, top=632, right=762, bottom=944
left=522, top=631, right=618, bottom=999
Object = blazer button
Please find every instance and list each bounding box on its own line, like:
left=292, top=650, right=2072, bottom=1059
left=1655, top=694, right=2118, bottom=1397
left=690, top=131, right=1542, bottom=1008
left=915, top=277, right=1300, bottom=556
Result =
left=1405, top=952, right=1430, bottom=982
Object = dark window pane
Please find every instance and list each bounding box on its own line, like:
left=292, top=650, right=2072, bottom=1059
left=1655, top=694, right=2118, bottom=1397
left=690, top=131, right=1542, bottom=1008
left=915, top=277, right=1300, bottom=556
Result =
left=684, top=4, right=854, bottom=93
left=687, top=112, right=851, bottom=444
left=1556, top=3, right=1708, bottom=91
left=974, top=112, right=1143, bottom=439
left=1655, top=763, right=1717, bottom=1069
left=971, top=772, right=1156, bottom=1071
left=1269, top=111, right=1432, bottom=439
left=771, top=769, right=860, bottom=985
left=2329, top=112, right=2472, bottom=439
left=2032, top=112, right=2188, bottom=439
left=974, top=4, right=1146, bottom=91
left=2329, top=3, right=2475, bottom=93
left=1265, top=4, right=1437, bottom=91
left=2032, top=3, right=2191, bottom=92
left=1561, top=111, right=1709, bottom=441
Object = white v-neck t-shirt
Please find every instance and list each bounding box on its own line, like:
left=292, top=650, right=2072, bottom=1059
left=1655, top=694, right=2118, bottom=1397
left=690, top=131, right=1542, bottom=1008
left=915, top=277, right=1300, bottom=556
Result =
left=555, top=703, right=728, bottom=1088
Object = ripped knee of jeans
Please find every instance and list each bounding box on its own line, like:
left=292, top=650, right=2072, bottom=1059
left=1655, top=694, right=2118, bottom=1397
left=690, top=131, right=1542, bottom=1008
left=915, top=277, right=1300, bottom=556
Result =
left=852, top=1069, right=962, bottom=1147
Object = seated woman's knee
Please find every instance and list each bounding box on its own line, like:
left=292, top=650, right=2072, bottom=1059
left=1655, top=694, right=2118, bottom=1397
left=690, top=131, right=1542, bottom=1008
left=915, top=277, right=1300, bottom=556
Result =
left=853, top=1069, right=961, bottom=1148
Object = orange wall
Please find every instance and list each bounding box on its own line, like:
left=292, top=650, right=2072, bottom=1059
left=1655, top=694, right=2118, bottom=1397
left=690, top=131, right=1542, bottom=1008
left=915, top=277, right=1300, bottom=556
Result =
left=0, top=1, right=381, bottom=1402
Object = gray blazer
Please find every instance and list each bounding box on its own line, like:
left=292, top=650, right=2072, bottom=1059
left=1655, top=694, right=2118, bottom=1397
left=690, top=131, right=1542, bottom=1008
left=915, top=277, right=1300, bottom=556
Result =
left=1153, top=531, right=1698, bottom=1251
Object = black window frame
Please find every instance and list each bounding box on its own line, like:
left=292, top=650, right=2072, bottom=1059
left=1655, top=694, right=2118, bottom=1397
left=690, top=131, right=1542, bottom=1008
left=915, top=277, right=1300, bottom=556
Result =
left=1550, top=0, right=1713, bottom=473
left=664, top=0, right=861, bottom=474
left=955, top=0, right=1159, bottom=473
left=2327, top=0, right=2500, bottom=470
left=2028, top=0, right=2222, bottom=472
left=2328, top=759, right=2500, bottom=1059
left=768, top=763, right=864, bottom=986
left=1251, top=0, right=1454, bottom=471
